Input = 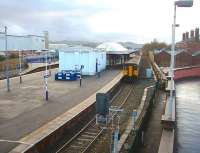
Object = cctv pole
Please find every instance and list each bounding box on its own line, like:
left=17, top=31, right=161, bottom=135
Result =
left=79, top=72, right=82, bottom=87
left=19, top=50, right=22, bottom=83
left=5, top=26, right=10, bottom=92
left=48, top=51, right=51, bottom=76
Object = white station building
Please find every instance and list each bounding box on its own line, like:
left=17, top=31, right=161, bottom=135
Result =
left=59, top=46, right=106, bottom=75
left=97, top=42, right=134, bottom=65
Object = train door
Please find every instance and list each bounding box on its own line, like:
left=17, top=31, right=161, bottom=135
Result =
left=128, top=65, right=133, bottom=77
left=123, top=65, right=128, bottom=75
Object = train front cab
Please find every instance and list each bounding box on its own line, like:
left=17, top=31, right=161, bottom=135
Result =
left=123, top=64, right=139, bottom=81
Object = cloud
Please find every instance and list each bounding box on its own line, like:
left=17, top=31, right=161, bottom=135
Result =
left=0, top=0, right=199, bottom=43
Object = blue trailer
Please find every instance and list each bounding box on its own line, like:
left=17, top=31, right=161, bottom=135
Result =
left=55, top=70, right=81, bottom=81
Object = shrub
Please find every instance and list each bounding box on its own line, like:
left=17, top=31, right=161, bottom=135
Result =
left=0, top=55, right=5, bottom=61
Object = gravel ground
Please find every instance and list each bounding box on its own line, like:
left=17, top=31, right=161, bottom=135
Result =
left=88, top=79, right=155, bottom=153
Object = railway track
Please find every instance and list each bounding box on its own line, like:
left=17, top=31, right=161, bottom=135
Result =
left=55, top=118, right=103, bottom=153
left=54, top=56, right=154, bottom=153
left=55, top=83, right=134, bottom=153
left=87, top=80, right=155, bottom=153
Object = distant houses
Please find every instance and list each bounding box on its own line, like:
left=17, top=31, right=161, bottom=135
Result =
left=154, top=49, right=200, bottom=68
left=155, top=27, right=200, bottom=68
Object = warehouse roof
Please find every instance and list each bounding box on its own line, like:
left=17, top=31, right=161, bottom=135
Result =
left=0, top=34, right=45, bottom=51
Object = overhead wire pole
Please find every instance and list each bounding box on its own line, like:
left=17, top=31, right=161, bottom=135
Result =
left=5, top=26, right=10, bottom=92
left=112, top=115, right=120, bottom=153
left=109, top=107, right=123, bottom=153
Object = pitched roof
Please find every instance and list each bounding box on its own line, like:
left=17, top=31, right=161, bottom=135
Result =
left=192, top=50, right=200, bottom=56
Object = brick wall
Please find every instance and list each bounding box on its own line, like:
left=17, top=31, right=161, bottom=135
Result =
left=154, top=51, right=170, bottom=67
left=175, top=52, right=192, bottom=67
left=192, top=54, right=200, bottom=66
left=177, top=41, right=200, bottom=54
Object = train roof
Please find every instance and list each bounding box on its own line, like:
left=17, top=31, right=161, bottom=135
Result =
left=125, top=55, right=141, bottom=65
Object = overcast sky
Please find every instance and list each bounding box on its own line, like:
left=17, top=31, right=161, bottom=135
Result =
left=0, top=0, right=199, bottom=44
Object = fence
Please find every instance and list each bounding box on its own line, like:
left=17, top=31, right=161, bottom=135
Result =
left=0, top=58, right=28, bottom=72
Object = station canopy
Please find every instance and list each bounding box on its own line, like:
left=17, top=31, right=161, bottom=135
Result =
left=96, top=42, right=133, bottom=55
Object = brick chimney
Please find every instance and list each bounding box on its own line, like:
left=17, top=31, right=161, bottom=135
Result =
left=195, top=28, right=199, bottom=41
left=186, top=32, right=189, bottom=40
left=182, top=33, right=186, bottom=41
left=190, top=30, right=194, bottom=40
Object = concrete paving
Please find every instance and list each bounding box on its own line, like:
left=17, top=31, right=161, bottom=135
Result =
left=0, top=69, right=120, bottom=153
left=135, top=91, right=164, bottom=153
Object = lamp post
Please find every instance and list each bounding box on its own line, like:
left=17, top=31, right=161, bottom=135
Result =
left=168, top=0, right=193, bottom=119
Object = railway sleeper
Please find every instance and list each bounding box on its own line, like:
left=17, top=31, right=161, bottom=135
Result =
left=81, top=134, right=96, bottom=138
left=70, top=145, right=82, bottom=148
left=77, top=138, right=92, bottom=141
left=84, top=132, right=98, bottom=135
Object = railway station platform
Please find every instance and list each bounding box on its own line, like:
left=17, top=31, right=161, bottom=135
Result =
left=0, top=69, right=121, bottom=153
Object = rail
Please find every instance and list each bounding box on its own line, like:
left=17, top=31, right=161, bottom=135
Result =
left=55, top=83, right=134, bottom=153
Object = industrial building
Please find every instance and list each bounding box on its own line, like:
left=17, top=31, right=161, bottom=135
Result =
left=97, top=42, right=135, bottom=65
left=59, top=46, right=106, bottom=75
left=154, top=50, right=194, bottom=68
left=0, top=34, right=46, bottom=51
left=49, top=43, right=68, bottom=51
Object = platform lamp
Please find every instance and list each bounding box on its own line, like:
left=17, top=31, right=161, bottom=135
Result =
left=168, top=0, right=193, bottom=118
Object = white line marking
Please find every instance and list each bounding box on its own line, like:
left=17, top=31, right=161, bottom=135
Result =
left=0, top=139, right=33, bottom=146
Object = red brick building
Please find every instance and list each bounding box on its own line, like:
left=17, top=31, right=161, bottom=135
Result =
left=155, top=28, right=200, bottom=67
left=154, top=50, right=170, bottom=67
left=192, top=51, right=200, bottom=65
left=154, top=50, right=193, bottom=68
left=175, top=51, right=192, bottom=67
left=177, top=41, right=200, bottom=54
